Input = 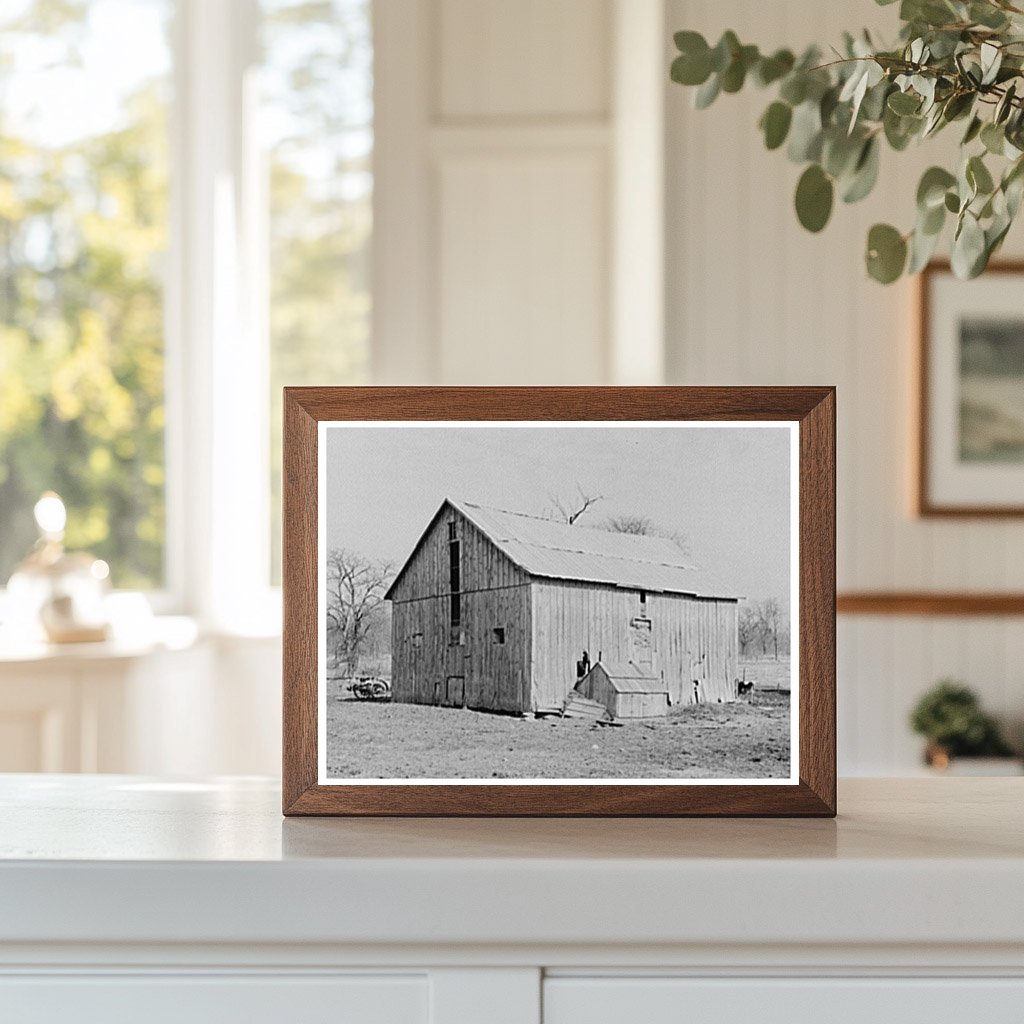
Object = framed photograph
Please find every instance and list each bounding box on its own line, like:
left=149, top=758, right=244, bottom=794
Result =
left=918, top=261, right=1024, bottom=516
left=283, top=387, right=835, bottom=816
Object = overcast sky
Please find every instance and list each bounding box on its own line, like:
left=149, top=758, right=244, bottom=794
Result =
left=324, top=425, right=793, bottom=609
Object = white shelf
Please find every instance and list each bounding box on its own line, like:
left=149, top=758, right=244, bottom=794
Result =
left=1, top=776, right=1022, bottom=951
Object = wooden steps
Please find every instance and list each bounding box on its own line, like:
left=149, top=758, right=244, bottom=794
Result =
left=560, top=690, right=612, bottom=721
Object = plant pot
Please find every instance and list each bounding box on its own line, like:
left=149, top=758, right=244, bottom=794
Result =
left=924, top=743, right=1023, bottom=776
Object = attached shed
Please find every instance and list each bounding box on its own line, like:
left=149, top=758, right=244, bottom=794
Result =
left=385, top=498, right=741, bottom=715
left=575, top=660, right=669, bottom=719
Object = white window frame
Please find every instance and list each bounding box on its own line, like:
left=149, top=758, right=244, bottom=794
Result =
left=165, top=0, right=277, bottom=633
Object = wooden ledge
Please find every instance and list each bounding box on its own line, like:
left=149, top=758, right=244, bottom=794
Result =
left=838, top=592, right=1024, bottom=616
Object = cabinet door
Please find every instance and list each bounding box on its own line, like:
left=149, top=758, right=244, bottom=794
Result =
left=0, top=974, right=428, bottom=1024
left=544, top=977, right=1024, bottom=1024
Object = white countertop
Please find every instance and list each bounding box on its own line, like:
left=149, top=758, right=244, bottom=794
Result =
left=2, top=775, right=1022, bottom=950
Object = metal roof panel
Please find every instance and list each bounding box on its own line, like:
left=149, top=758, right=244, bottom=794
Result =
left=451, top=500, right=738, bottom=600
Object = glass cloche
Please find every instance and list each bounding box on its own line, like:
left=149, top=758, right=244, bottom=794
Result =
left=5, top=493, right=111, bottom=644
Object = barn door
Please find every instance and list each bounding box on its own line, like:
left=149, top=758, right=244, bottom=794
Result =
left=445, top=641, right=466, bottom=707
left=444, top=675, right=465, bottom=707
left=629, top=616, right=653, bottom=669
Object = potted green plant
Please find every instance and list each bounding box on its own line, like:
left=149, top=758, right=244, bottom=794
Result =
left=670, top=0, right=1024, bottom=283
left=909, top=679, right=1018, bottom=772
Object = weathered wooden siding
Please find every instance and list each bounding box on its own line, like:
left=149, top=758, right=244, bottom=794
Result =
left=389, top=505, right=531, bottom=711
left=616, top=691, right=669, bottom=719
left=530, top=580, right=738, bottom=709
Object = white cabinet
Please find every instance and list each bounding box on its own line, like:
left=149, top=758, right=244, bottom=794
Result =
left=544, top=977, right=1024, bottom=1024
left=0, top=640, right=211, bottom=773
left=0, top=628, right=281, bottom=775
left=1, top=778, right=1022, bottom=1024
left=0, top=975, right=428, bottom=1024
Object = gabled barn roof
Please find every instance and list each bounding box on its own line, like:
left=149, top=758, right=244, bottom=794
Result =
left=386, top=498, right=739, bottom=600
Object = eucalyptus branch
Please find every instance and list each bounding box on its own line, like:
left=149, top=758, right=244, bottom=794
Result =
left=670, top=0, right=1024, bottom=282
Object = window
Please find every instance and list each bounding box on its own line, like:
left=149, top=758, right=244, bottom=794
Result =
left=0, top=0, right=173, bottom=589
left=639, top=590, right=647, bottom=612
left=492, top=627, right=505, bottom=645
left=263, top=0, right=372, bottom=582
left=449, top=537, right=461, bottom=627
left=0, top=0, right=374, bottom=622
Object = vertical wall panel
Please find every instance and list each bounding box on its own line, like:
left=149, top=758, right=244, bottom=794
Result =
left=437, top=151, right=608, bottom=384
left=430, top=0, right=615, bottom=386
left=438, top=0, right=611, bottom=120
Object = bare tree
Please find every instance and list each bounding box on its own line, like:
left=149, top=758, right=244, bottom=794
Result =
left=604, top=514, right=655, bottom=535
left=604, top=514, right=691, bottom=557
left=325, top=548, right=394, bottom=674
left=738, top=604, right=760, bottom=657
left=754, top=598, right=784, bottom=659
left=548, top=483, right=604, bottom=525
left=738, top=599, right=789, bottom=660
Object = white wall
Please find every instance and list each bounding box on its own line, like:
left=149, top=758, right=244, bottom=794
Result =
left=372, top=0, right=1024, bottom=775
left=665, top=0, right=1024, bottom=772
left=373, top=0, right=666, bottom=386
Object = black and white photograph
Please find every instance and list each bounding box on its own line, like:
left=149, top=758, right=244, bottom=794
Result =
left=318, top=422, right=798, bottom=784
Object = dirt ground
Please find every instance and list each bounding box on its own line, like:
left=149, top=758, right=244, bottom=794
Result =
left=325, top=681, right=791, bottom=780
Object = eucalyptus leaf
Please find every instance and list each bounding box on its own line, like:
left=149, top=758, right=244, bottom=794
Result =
left=694, top=73, right=721, bottom=109
left=967, top=154, right=995, bottom=195
left=917, top=166, right=957, bottom=210
left=842, top=137, right=881, bottom=203
left=908, top=222, right=942, bottom=273
left=952, top=212, right=987, bottom=278
left=980, top=42, right=1002, bottom=86
left=866, top=223, right=908, bottom=283
left=942, top=91, right=974, bottom=122
left=1004, top=158, right=1024, bottom=216
left=962, top=115, right=983, bottom=145
left=981, top=121, right=1006, bottom=155
left=822, top=128, right=864, bottom=178
left=787, top=101, right=823, bottom=162
left=671, top=52, right=711, bottom=87
left=779, top=73, right=807, bottom=106
left=888, top=90, right=921, bottom=115
left=760, top=101, right=793, bottom=150
left=721, top=44, right=759, bottom=93
left=884, top=106, right=921, bottom=150
left=920, top=200, right=946, bottom=235
left=795, top=164, right=834, bottom=232
left=970, top=2, right=1009, bottom=29
left=754, top=49, right=795, bottom=87
left=710, top=31, right=740, bottom=73
left=860, top=79, right=892, bottom=122
left=996, top=82, right=1017, bottom=124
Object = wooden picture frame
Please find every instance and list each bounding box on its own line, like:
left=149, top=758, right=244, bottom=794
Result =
left=917, top=260, right=1024, bottom=517
left=283, top=387, right=836, bottom=816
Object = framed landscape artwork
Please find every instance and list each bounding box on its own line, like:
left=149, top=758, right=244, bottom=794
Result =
left=918, top=262, right=1024, bottom=516
left=282, top=387, right=836, bottom=816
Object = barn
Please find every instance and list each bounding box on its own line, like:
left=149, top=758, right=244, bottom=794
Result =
left=384, top=499, right=741, bottom=715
